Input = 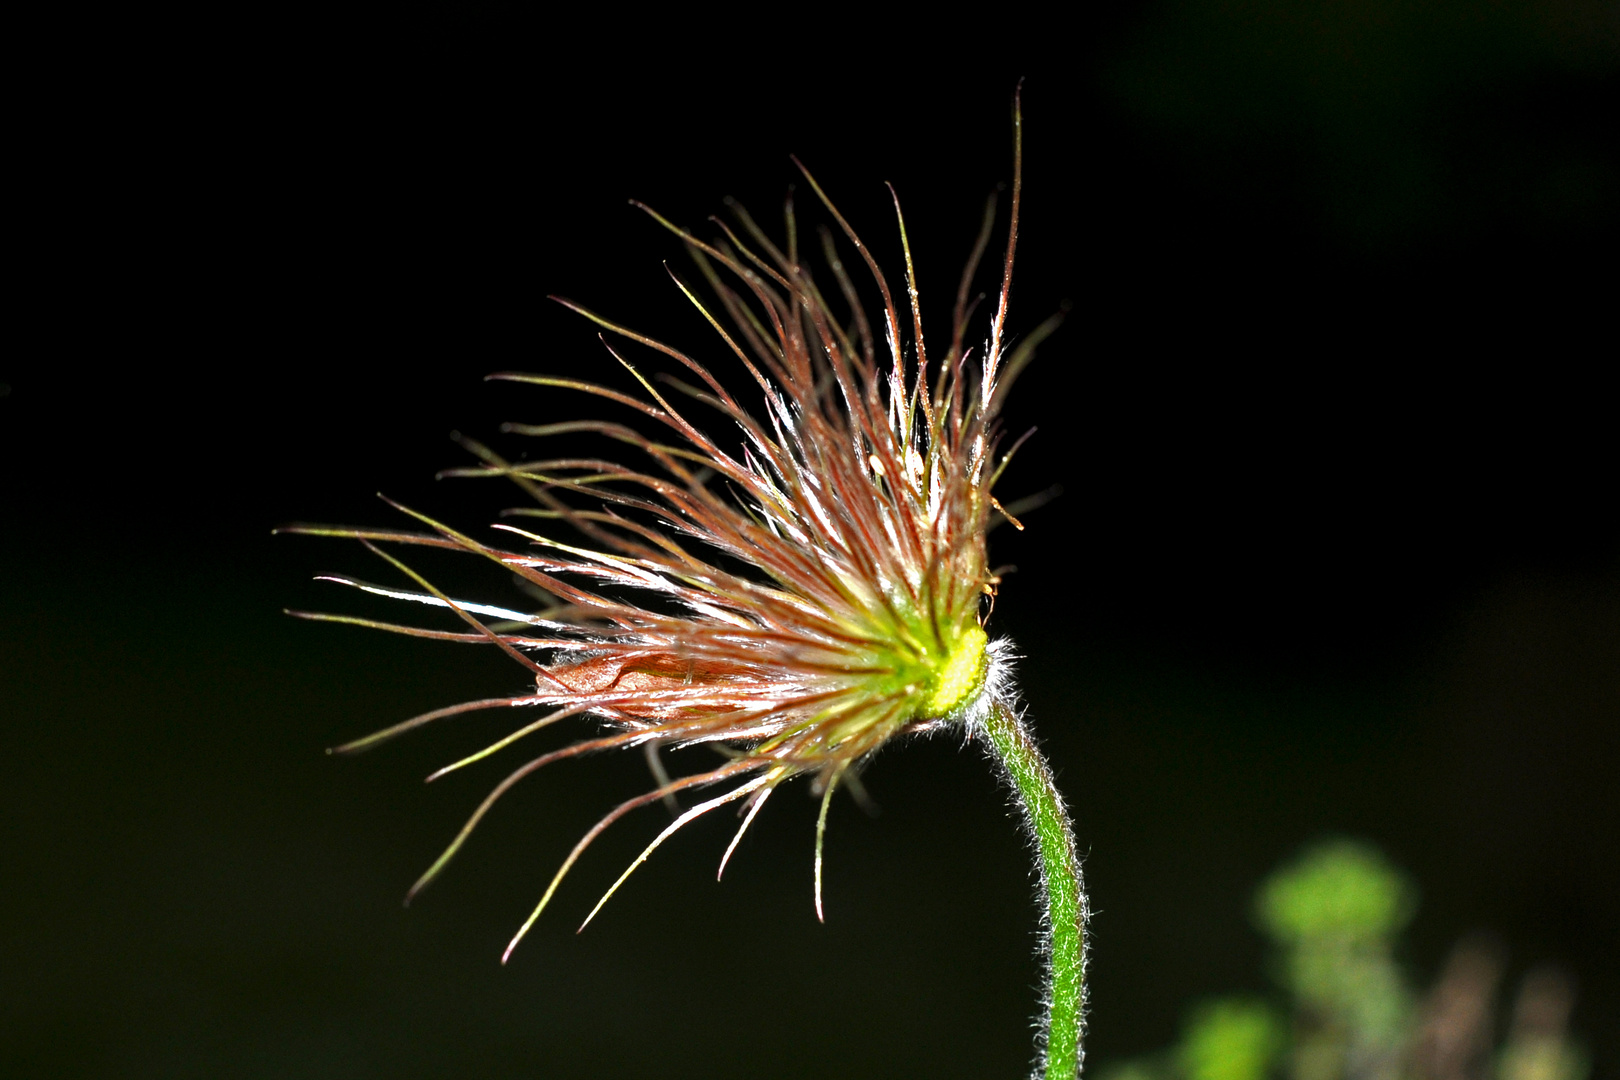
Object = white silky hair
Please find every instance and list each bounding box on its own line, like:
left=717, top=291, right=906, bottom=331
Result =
left=961, top=636, right=1021, bottom=733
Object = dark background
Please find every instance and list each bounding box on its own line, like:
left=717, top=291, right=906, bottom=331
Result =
left=4, top=5, right=1617, bottom=1077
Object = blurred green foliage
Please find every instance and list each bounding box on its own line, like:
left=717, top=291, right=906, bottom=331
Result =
left=1101, top=841, right=1589, bottom=1080
left=1179, top=999, right=1285, bottom=1080
left=1261, top=842, right=1414, bottom=1080
left=1257, top=842, right=1415, bottom=944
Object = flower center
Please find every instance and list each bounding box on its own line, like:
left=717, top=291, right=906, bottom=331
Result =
left=921, top=624, right=989, bottom=718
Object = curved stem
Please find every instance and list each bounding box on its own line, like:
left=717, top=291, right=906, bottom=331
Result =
left=982, top=698, right=1088, bottom=1079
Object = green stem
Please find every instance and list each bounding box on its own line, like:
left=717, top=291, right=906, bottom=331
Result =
left=983, top=699, right=1088, bottom=1079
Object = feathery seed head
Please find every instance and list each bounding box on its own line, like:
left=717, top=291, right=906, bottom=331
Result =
left=288, top=89, right=1053, bottom=960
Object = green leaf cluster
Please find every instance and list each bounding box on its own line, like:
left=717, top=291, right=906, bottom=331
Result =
left=1099, top=841, right=1589, bottom=1080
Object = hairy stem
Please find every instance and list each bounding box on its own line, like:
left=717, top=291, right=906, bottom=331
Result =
left=983, top=698, right=1088, bottom=1079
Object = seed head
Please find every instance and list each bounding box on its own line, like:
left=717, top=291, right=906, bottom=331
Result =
left=287, top=90, right=1058, bottom=961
